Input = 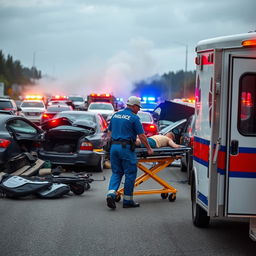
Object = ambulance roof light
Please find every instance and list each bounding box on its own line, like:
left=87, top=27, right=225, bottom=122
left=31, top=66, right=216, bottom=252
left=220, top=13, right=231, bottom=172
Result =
left=242, top=39, right=256, bottom=47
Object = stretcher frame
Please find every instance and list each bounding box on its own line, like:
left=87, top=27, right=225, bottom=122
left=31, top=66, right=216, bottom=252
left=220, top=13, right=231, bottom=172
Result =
left=116, top=147, right=191, bottom=202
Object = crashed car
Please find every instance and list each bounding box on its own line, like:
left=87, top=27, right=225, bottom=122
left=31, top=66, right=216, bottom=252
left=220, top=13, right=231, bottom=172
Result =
left=0, top=115, right=43, bottom=173
left=38, top=111, right=109, bottom=172
left=152, top=100, right=194, bottom=130
left=0, top=111, right=109, bottom=173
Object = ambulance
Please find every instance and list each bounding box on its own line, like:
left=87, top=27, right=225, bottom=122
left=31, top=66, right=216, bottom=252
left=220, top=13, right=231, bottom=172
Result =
left=191, top=32, right=256, bottom=240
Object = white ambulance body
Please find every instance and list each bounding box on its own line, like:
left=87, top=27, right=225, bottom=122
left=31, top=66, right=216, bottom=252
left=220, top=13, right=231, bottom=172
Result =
left=191, top=32, right=256, bottom=240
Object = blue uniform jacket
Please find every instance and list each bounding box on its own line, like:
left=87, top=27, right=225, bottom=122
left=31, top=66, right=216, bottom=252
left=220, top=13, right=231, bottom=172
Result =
left=108, top=108, right=144, bottom=141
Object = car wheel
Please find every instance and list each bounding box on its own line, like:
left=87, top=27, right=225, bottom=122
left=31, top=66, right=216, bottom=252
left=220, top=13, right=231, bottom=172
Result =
left=94, top=156, right=104, bottom=172
left=191, top=174, right=210, bottom=227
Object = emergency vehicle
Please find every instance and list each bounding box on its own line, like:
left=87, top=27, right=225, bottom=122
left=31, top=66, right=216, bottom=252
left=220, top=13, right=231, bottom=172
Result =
left=87, top=93, right=119, bottom=110
left=191, top=32, right=256, bottom=240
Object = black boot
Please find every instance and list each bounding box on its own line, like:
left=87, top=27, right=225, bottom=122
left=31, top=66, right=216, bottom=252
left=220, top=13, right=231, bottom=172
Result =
left=123, top=201, right=140, bottom=208
left=106, top=196, right=116, bottom=209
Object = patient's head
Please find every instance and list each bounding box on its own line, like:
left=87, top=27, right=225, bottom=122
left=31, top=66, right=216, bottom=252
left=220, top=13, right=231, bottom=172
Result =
left=165, top=132, right=175, bottom=140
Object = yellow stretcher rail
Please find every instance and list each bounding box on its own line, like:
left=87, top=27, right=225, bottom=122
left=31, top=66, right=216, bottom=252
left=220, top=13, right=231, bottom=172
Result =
left=116, top=146, right=190, bottom=202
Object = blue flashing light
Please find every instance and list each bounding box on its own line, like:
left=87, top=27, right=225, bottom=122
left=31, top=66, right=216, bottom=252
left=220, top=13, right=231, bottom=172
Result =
left=141, top=96, right=156, bottom=103
left=148, top=97, right=156, bottom=102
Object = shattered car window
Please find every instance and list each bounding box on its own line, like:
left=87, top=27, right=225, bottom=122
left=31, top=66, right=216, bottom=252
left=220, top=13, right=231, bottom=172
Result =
left=8, top=119, right=38, bottom=134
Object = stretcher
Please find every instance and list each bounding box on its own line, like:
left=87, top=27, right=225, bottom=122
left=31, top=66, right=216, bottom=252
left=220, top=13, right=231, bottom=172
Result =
left=116, top=146, right=191, bottom=202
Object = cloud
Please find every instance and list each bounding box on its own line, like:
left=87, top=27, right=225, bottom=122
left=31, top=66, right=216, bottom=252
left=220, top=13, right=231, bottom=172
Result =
left=1, top=0, right=256, bottom=98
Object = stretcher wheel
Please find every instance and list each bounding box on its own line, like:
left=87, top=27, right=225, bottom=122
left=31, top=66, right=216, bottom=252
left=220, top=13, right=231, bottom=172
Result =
left=115, top=194, right=121, bottom=202
left=161, top=193, right=168, bottom=199
left=168, top=193, right=176, bottom=202
left=70, top=183, right=85, bottom=195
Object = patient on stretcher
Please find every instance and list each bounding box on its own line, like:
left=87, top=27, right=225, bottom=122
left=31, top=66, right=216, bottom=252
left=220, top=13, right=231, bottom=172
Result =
left=136, top=132, right=181, bottom=149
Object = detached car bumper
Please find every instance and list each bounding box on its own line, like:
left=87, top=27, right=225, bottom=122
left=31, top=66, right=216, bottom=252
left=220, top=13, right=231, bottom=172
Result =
left=38, top=150, right=104, bottom=167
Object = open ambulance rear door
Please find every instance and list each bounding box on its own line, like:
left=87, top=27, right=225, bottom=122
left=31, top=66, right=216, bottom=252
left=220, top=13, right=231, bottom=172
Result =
left=225, top=55, right=256, bottom=216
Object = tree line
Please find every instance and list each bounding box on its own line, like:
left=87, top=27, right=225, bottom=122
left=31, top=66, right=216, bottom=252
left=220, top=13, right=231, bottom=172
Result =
left=0, top=50, right=195, bottom=100
left=132, top=70, right=196, bottom=101
left=0, top=50, right=41, bottom=95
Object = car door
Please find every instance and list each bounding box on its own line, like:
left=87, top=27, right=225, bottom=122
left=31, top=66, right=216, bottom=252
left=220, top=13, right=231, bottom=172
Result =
left=6, top=118, right=43, bottom=155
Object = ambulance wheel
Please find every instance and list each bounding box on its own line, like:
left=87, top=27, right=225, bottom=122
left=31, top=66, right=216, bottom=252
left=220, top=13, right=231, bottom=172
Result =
left=168, top=193, right=176, bottom=202
left=161, top=193, right=168, bottom=199
left=84, top=182, right=91, bottom=190
left=191, top=175, right=210, bottom=227
left=70, top=183, right=85, bottom=195
left=115, top=194, right=121, bottom=202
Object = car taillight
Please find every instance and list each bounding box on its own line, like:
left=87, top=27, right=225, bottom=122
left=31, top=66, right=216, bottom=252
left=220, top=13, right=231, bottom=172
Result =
left=49, top=119, right=60, bottom=127
left=80, top=142, right=93, bottom=151
left=43, top=113, right=50, bottom=118
left=33, top=142, right=41, bottom=148
left=0, top=139, right=11, bottom=148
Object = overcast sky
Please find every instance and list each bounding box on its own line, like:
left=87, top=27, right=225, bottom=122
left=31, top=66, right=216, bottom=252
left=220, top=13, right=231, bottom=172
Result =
left=0, top=0, right=255, bottom=98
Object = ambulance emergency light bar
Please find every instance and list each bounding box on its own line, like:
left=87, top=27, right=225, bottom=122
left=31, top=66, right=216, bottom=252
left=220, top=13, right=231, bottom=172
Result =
left=25, top=95, right=43, bottom=100
left=90, top=93, right=111, bottom=97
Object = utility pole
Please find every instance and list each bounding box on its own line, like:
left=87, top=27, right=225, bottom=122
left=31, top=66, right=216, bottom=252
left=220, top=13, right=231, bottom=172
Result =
left=172, top=42, right=189, bottom=98
left=32, top=51, right=36, bottom=82
left=184, top=44, right=188, bottom=98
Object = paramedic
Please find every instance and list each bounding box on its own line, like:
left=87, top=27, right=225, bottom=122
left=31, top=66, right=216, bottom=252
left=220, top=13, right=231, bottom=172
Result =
left=136, top=132, right=181, bottom=148
left=106, top=96, right=153, bottom=209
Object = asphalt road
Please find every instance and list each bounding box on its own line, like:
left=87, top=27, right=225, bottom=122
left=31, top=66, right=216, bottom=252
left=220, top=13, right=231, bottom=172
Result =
left=0, top=165, right=256, bottom=256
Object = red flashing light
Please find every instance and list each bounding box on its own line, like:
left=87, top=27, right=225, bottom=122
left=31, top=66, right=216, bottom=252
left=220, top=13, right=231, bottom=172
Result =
left=0, top=139, right=11, bottom=148
left=90, top=93, right=112, bottom=98
left=242, top=92, right=253, bottom=107
left=143, top=123, right=158, bottom=136
left=51, top=95, right=67, bottom=100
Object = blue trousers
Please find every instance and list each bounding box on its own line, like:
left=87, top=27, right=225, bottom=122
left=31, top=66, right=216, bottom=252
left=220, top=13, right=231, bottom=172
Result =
left=108, top=144, right=137, bottom=203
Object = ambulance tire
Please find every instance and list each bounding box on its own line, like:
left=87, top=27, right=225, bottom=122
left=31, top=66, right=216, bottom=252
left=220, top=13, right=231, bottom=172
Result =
left=191, top=175, right=210, bottom=227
